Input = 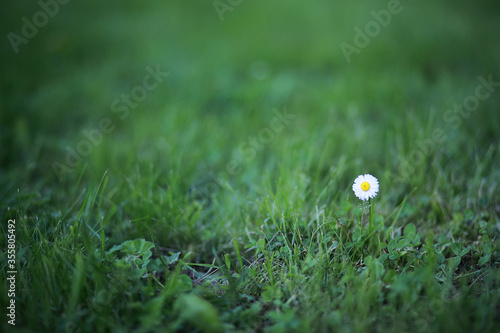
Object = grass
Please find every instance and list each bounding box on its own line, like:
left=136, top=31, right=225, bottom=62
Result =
left=1, top=0, right=500, bottom=332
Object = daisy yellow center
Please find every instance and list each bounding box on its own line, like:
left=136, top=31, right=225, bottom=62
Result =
left=361, top=182, right=370, bottom=191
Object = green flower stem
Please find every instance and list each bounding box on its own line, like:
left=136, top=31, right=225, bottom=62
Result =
left=369, top=198, right=374, bottom=233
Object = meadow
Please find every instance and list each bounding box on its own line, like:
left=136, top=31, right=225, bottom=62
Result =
left=0, top=0, right=499, bottom=332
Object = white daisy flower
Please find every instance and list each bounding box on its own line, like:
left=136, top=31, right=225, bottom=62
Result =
left=352, top=174, right=379, bottom=201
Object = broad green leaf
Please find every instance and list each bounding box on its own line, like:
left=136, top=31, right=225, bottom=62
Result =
left=165, top=252, right=180, bottom=264
left=404, top=223, right=416, bottom=239
left=121, top=239, right=155, bottom=258
left=478, top=254, right=491, bottom=266
left=352, top=226, right=363, bottom=242
left=106, top=243, right=124, bottom=255
left=459, top=246, right=471, bottom=257
left=396, top=239, right=410, bottom=250
left=448, top=256, right=461, bottom=270
left=177, top=274, right=193, bottom=292
left=412, top=232, right=423, bottom=246
left=378, top=254, right=389, bottom=262
left=388, top=239, right=398, bottom=252
left=451, top=242, right=462, bottom=256
left=389, top=250, right=399, bottom=260
left=372, top=260, right=385, bottom=280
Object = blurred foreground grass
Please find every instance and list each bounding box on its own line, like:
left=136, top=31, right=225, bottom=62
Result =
left=1, top=0, right=500, bottom=332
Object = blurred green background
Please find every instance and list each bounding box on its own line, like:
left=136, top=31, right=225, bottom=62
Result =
left=2, top=0, right=499, bottom=173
